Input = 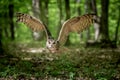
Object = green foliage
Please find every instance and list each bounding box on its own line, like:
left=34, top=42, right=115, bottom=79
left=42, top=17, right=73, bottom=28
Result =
left=0, top=0, right=120, bottom=44
left=0, top=0, right=120, bottom=79
left=109, top=0, right=120, bottom=41
left=0, top=42, right=120, bottom=79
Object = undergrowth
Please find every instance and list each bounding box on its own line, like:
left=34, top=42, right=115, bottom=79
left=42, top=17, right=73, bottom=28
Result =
left=0, top=42, right=120, bottom=80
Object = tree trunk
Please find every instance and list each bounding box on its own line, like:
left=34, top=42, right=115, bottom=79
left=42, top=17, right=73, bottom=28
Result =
left=75, top=0, right=83, bottom=40
left=100, top=0, right=110, bottom=41
left=114, top=6, right=120, bottom=46
left=0, top=26, right=4, bottom=55
left=44, top=0, right=49, bottom=26
left=85, top=0, right=91, bottom=41
left=91, top=0, right=100, bottom=41
left=64, top=0, right=71, bottom=46
left=32, top=0, right=44, bottom=40
left=76, top=0, right=81, bottom=16
left=39, top=0, right=49, bottom=26
left=100, top=0, right=113, bottom=48
left=65, top=0, right=70, bottom=19
left=57, top=0, right=63, bottom=35
left=9, top=3, right=14, bottom=40
left=4, top=28, right=9, bottom=38
left=91, top=0, right=97, bottom=14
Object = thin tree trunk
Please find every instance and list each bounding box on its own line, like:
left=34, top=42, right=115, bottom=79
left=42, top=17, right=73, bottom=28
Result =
left=0, top=26, right=4, bottom=55
left=91, top=0, right=97, bottom=14
left=100, top=0, right=110, bottom=42
left=39, top=0, right=49, bottom=26
left=4, top=28, right=9, bottom=38
left=85, top=0, right=91, bottom=41
left=91, top=0, right=100, bottom=41
left=65, top=0, right=70, bottom=19
left=44, top=0, right=49, bottom=25
left=75, top=0, right=83, bottom=40
left=64, top=0, right=71, bottom=46
left=9, top=3, right=14, bottom=40
left=3, top=12, right=9, bottom=38
left=57, top=0, right=63, bottom=35
left=32, top=0, right=44, bottom=40
left=114, top=6, right=120, bottom=45
left=76, top=0, right=81, bottom=16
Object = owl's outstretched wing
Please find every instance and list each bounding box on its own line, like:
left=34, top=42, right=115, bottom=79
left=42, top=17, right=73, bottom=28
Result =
left=57, top=14, right=97, bottom=45
left=16, top=13, right=52, bottom=39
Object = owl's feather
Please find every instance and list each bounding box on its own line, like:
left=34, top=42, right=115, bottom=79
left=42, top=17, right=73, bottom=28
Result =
left=57, top=14, right=96, bottom=44
left=16, top=13, right=51, bottom=39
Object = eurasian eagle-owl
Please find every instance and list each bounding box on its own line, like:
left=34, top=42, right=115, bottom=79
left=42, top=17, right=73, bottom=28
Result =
left=16, top=13, right=97, bottom=53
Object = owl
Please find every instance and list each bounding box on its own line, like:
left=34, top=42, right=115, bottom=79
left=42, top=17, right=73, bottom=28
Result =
left=16, top=13, right=97, bottom=53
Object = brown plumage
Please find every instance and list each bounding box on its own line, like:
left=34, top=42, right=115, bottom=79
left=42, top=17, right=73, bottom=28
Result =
left=16, top=13, right=52, bottom=39
left=57, top=14, right=95, bottom=44
left=16, top=13, right=96, bottom=53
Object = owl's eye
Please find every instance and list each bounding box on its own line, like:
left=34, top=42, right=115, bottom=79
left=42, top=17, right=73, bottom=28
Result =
left=53, top=41, right=56, bottom=44
left=56, top=41, right=59, bottom=44
left=48, top=41, right=51, bottom=44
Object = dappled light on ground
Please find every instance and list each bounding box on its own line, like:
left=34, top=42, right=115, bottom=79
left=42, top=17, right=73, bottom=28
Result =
left=1, top=43, right=120, bottom=79
left=21, top=47, right=48, bottom=53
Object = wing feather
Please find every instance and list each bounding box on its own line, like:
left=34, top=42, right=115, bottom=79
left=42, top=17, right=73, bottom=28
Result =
left=16, top=13, right=50, bottom=39
left=57, top=14, right=96, bottom=44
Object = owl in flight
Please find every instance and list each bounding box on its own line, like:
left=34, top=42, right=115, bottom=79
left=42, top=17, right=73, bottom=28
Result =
left=16, top=13, right=97, bottom=53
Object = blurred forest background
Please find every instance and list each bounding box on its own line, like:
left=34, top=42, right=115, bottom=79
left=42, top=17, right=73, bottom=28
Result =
left=0, top=0, right=120, bottom=79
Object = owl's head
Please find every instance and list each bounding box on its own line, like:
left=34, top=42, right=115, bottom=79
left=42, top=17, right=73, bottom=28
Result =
left=46, top=37, right=59, bottom=53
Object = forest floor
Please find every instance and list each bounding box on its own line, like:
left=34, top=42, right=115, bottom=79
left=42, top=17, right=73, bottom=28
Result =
left=0, top=42, right=120, bottom=80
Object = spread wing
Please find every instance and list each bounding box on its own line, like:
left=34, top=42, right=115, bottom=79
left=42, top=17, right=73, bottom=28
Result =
left=16, top=12, right=51, bottom=39
left=57, top=14, right=96, bottom=44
